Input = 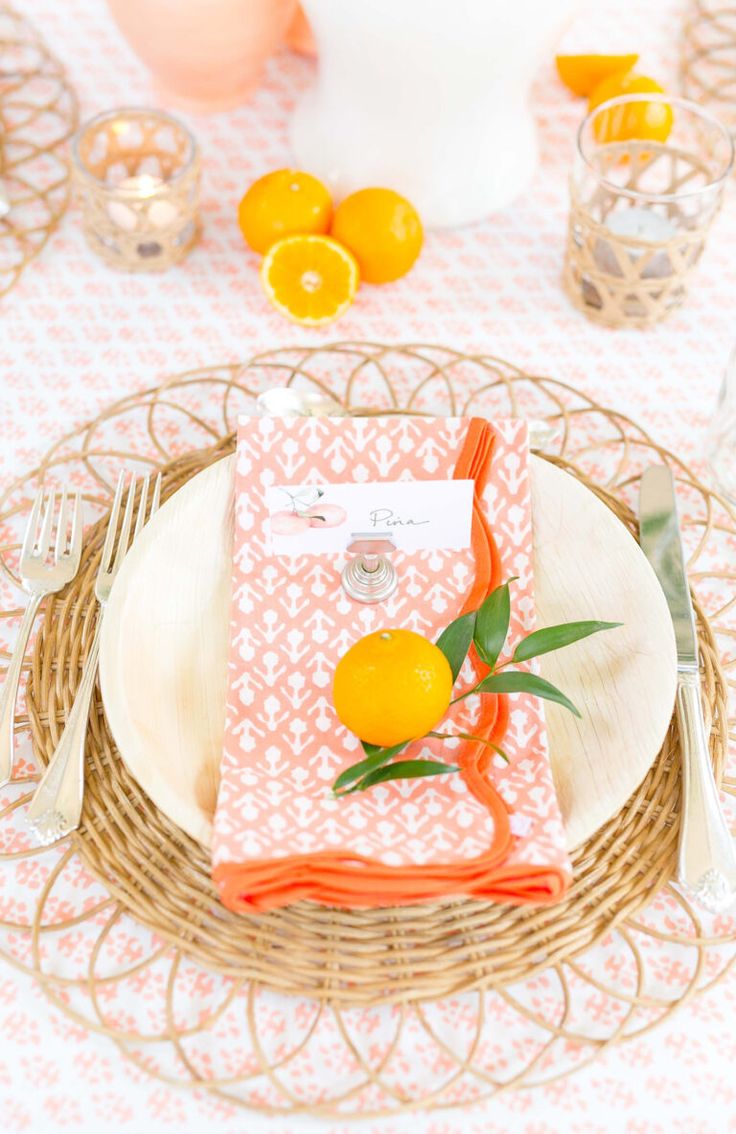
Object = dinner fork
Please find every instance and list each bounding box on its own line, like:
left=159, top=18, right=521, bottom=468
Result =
left=26, top=471, right=161, bottom=844
left=0, top=488, right=83, bottom=786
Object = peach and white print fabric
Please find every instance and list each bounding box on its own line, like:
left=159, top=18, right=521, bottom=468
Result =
left=212, top=415, right=570, bottom=909
left=3, top=0, right=736, bottom=1128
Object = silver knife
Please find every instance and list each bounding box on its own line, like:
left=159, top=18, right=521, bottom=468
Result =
left=640, top=464, right=736, bottom=913
left=0, top=181, right=9, bottom=220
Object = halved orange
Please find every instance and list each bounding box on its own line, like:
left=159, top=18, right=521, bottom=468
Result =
left=556, top=53, right=639, bottom=97
left=261, top=235, right=359, bottom=326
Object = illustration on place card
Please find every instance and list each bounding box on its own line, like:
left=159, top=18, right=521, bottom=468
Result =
left=266, top=479, right=474, bottom=556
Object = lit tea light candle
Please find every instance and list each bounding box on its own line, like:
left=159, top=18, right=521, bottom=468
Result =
left=595, top=206, right=678, bottom=280
left=108, top=174, right=180, bottom=232
left=122, top=173, right=162, bottom=197
left=606, top=207, right=677, bottom=244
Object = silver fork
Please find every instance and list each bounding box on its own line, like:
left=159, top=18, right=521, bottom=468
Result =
left=26, top=471, right=161, bottom=844
left=0, top=488, right=83, bottom=786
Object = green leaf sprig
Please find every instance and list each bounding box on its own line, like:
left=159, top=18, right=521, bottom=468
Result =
left=332, top=580, right=620, bottom=796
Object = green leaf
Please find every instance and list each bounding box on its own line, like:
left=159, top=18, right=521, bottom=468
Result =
left=474, top=670, right=582, bottom=718
left=428, top=729, right=510, bottom=762
left=456, top=733, right=511, bottom=763
left=332, top=739, right=410, bottom=793
left=352, top=759, right=459, bottom=792
left=512, top=620, right=622, bottom=663
left=436, top=610, right=476, bottom=681
left=474, top=579, right=515, bottom=669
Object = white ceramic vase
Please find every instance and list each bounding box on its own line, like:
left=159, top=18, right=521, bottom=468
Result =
left=291, top=0, right=582, bottom=227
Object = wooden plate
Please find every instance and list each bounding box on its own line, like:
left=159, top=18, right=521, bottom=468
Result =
left=99, top=454, right=678, bottom=852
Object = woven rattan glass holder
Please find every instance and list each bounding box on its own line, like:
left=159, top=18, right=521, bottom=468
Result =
left=563, top=93, right=734, bottom=328
left=71, top=107, right=200, bottom=271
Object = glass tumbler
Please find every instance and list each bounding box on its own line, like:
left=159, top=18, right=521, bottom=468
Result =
left=563, top=93, right=734, bottom=327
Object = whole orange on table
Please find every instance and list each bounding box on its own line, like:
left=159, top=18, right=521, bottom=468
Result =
left=333, top=629, right=453, bottom=748
left=238, top=169, right=332, bottom=254
left=261, top=234, right=358, bottom=326
left=331, top=188, right=423, bottom=284
left=588, top=71, right=673, bottom=143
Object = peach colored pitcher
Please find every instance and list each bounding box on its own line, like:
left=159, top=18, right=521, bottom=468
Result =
left=107, top=0, right=297, bottom=112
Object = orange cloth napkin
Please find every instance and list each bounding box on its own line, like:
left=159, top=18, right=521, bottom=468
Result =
left=212, top=414, right=571, bottom=912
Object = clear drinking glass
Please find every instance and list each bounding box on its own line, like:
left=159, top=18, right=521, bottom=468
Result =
left=709, top=344, right=736, bottom=502
left=563, top=93, right=734, bottom=327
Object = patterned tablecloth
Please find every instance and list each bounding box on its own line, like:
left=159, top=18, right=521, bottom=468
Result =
left=2, top=0, right=735, bottom=1130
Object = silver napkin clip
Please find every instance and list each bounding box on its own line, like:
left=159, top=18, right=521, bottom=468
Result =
left=341, top=532, right=397, bottom=604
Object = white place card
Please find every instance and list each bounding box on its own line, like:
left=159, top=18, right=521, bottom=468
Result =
left=266, top=479, right=474, bottom=557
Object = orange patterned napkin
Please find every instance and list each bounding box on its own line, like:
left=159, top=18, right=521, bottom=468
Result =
left=212, top=415, right=571, bottom=912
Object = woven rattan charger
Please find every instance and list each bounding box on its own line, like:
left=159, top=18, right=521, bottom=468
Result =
left=2, top=344, right=734, bottom=1114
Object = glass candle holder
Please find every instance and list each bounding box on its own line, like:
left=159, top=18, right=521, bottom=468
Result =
left=709, top=343, right=736, bottom=502
left=563, top=93, right=734, bottom=328
left=682, top=0, right=736, bottom=136
left=71, top=108, right=200, bottom=272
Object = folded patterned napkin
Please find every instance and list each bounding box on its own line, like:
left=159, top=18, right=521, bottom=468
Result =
left=211, top=414, right=571, bottom=912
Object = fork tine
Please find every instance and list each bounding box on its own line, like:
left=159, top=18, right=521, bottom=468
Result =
left=111, top=475, right=136, bottom=575
left=37, top=489, right=56, bottom=560
left=54, top=488, right=68, bottom=562
left=100, top=472, right=126, bottom=574
left=20, top=488, right=45, bottom=561
left=68, top=492, right=83, bottom=561
left=151, top=472, right=162, bottom=517
left=133, top=476, right=150, bottom=542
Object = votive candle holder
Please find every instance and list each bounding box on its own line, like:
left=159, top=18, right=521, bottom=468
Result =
left=71, top=107, right=200, bottom=272
left=563, top=93, right=733, bottom=328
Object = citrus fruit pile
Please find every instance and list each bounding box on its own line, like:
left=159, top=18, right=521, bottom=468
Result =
left=237, top=170, right=423, bottom=327
left=555, top=52, right=673, bottom=144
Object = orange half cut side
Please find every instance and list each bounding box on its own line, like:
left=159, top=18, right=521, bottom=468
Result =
left=556, top=53, right=639, bottom=97
left=261, top=235, right=359, bottom=326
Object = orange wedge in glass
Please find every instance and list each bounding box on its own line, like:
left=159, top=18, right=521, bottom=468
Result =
left=556, top=53, right=639, bottom=97
left=260, top=235, right=359, bottom=326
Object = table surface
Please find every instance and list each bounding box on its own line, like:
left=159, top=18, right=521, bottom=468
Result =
left=2, top=0, right=736, bottom=1131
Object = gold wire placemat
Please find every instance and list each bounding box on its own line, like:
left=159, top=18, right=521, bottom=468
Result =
left=0, top=6, right=78, bottom=298
left=0, top=344, right=734, bottom=1116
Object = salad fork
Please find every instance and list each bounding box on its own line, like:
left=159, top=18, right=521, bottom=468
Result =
left=0, top=488, right=83, bottom=786
left=27, top=471, right=161, bottom=844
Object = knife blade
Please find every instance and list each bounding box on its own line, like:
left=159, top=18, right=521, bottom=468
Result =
left=639, top=464, right=698, bottom=670
left=639, top=465, right=736, bottom=913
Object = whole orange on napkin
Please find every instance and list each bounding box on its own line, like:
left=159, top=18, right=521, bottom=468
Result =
left=211, top=415, right=571, bottom=912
